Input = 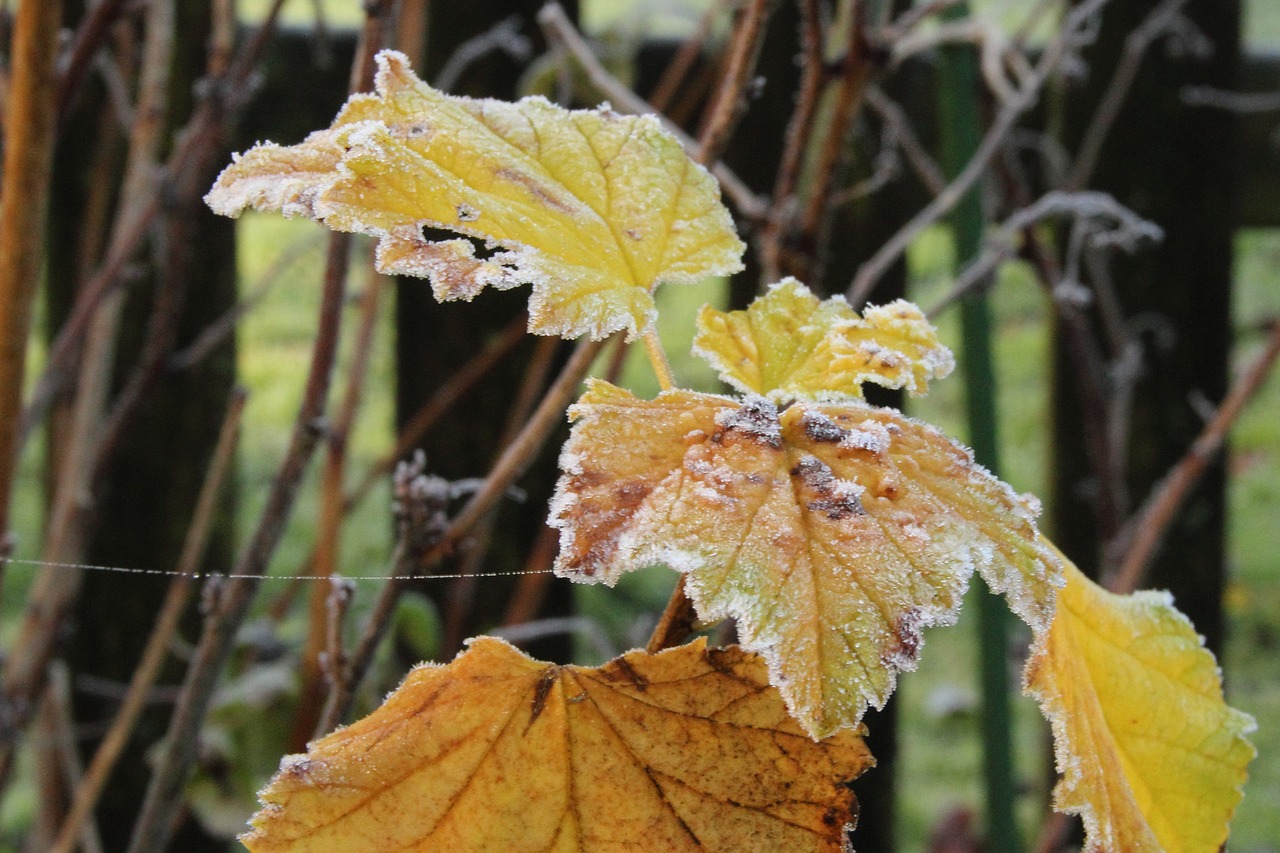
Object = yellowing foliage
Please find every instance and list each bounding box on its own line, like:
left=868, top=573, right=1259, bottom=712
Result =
left=693, top=278, right=954, bottom=401
left=243, top=638, right=871, bottom=853
left=551, top=380, right=1060, bottom=738
left=206, top=50, right=744, bottom=341
left=1024, top=560, right=1256, bottom=852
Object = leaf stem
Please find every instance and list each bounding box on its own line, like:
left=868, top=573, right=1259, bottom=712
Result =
left=642, top=327, right=676, bottom=391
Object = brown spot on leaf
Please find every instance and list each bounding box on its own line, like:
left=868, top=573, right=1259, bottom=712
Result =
left=800, top=411, right=846, bottom=444
left=881, top=611, right=922, bottom=666
left=609, top=656, right=650, bottom=691
left=528, top=668, right=558, bottom=729
left=715, top=398, right=782, bottom=448
left=792, top=456, right=866, bottom=520
left=495, top=166, right=576, bottom=214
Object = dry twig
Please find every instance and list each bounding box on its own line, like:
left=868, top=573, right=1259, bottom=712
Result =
left=1107, top=320, right=1280, bottom=594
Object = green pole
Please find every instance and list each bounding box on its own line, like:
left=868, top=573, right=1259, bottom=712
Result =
left=937, top=6, right=1021, bottom=851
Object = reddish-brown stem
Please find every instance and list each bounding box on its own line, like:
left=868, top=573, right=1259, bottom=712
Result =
left=501, top=525, right=561, bottom=627
left=649, top=0, right=730, bottom=114
left=127, top=8, right=390, bottom=839
left=291, top=268, right=387, bottom=751
left=443, top=335, right=560, bottom=656
left=760, top=0, right=825, bottom=280
left=346, top=314, right=528, bottom=511
left=0, top=0, right=61, bottom=572
left=695, top=0, right=775, bottom=167
left=797, top=2, right=872, bottom=247
left=319, top=337, right=604, bottom=730
left=55, top=0, right=129, bottom=121
left=50, top=388, right=245, bottom=853
left=1107, top=320, right=1280, bottom=594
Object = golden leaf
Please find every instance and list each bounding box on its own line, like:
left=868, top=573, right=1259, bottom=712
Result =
left=551, top=380, right=1060, bottom=737
left=206, top=50, right=744, bottom=340
left=243, top=637, right=871, bottom=852
left=693, top=278, right=954, bottom=401
left=1024, top=560, right=1255, bottom=852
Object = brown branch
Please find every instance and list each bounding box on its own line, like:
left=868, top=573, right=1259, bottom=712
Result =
left=789, top=0, right=875, bottom=285
left=318, top=337, right=604, bottom=731
left=443, top=335, right=560, bottom=657
left=1066, top=0, right=1192, bottom=191
left=50, top=387, right=245, bottom=853
left=291, top=267, right=386, bottom=751
left=759, top=0, right=825, bottom=281
left=501, top=525, right=561, bottom=628
left=127, top=241, right=353, bottom=853
left=264, top=314, right=528, bottom=624
left=19, top=0, right=292, bottom=449
left=127, top=8, right=393, bottom=841
left=1106, top=319, right=1280, bottom=594
left=0, top=0, right=61, bottom=571
left=695, top=0, right=775, bottom=167
left=345, top=313, right=528, bottom=512
left=849, top=0, right=1116, bottom=304
left=648, top=0, right=730, bottom=113
left=0, top=0, right=174, bottom=795
left=55, top=0, right=130, bottom=122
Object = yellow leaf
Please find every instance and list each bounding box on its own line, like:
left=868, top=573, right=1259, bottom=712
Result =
left=242, top=637, right=871, bottom=852
left=1024, top=560, right=1255, bottom=852
left=206, top=50, right=744, bottom=341
left=551, top=381, right=1060, bottom=737
left=693, top=278, right=954, bottom=401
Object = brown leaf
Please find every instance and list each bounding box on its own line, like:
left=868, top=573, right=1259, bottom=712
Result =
left=243, top=637, right=872, bottom=852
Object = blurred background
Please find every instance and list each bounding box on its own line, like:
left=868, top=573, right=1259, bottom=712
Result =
left=0, top=0, right=1276, bottom=850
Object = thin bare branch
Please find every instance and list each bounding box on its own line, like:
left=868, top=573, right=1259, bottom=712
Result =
left=0, top=0, right=174, bottom=794
left=648, top=0, right=730, bottom=113
left=864, top=84, right=947, bottom=195
left=1066, top=0, right=1192, bottom=191
left=1107, top=320, right=1280, bottom=594
left=50, top=388, right=245, bottom=853
left=849, top=0, right=1113, bottom=305
left=759, top=0, right=826, bottom=281
left=1182, top=85, right=1280, bottom=112
left=433, top=14, right=531, bottom=92
left=319, top=337, right=604, bottom=730
left=0, top=0, right=61, bottom=574
left=696, top=0, right=775, bottom=166
left=927, top=190, right=1162, bottom=315
left=55, top=0, right=130, bottom=121
left=127, top=10, right=393, bottom=845
left=291, top=266, right=386, bottom=748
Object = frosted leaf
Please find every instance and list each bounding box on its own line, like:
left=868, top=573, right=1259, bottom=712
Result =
left=243, top=638, right=871, bottom=852
left=206, top=50, right=744, bottom=341
left=550, top=380, right=1062, bottom=738
left=1024, top=559, right=1255, bottom=852
left=693, top=278, right=955, bottom=402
